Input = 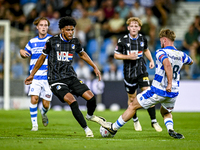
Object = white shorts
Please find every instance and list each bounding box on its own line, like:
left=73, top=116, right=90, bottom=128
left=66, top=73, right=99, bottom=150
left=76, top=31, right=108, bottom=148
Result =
left=28, top=79, right=52, bottom=101
left=137, top=87, right=177, bottom=112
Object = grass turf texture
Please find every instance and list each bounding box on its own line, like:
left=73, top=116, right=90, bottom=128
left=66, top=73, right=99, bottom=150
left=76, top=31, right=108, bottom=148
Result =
left=0, top=109, right=199, bottom=150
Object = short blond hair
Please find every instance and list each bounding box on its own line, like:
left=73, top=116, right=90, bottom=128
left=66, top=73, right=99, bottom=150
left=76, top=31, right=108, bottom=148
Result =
left=33, top=17, right=50, bottom=26
left=159, top=29, right=176, bottom=41
left=126, top=17, right=142, bottom=26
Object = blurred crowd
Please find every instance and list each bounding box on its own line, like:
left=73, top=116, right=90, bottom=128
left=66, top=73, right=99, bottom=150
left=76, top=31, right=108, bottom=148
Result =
left=0, top=0, right=199, bottom=80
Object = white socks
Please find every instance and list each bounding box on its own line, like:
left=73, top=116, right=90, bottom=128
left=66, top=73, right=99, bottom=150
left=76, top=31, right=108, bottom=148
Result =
left=164, top=118, right=174, bottom=131
left=40, top=104, right=50, bottom=116
left=86, top=114, right=92, bottom=119
left=30, top=103, right=38, bottom=127
left=113, top=115, right=127, bottom=130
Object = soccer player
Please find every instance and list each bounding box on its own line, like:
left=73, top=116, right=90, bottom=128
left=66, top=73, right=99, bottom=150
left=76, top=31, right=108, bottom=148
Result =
left=24, top=16, right=106, bottom=137
left=114, top=17, right=162, bottom=132
left=20, top=17, right=53, bottom=131
left=102, top=29, right=193, bottom=139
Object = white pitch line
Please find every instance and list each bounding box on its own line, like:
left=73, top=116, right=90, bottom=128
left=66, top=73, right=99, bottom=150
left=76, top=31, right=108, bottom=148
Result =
left=0, top=136, right=174, bottom=141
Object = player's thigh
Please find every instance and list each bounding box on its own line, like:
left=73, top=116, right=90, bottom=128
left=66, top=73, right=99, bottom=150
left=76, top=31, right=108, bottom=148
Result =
left=136, top=88, right=161, bottom=109
left=40, top=81, right=52, bottom=101
left=161, top=97, right=176, bottom=112
left=50, top=84, right=70, bottom=103
left=28, top=80, right=42, bottom=96
left=70, top=78, right=90, bottom=97
left=138, top=73, right=150, bottom=89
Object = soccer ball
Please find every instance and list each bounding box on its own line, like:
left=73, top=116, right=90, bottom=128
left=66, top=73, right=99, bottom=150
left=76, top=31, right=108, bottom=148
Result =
left=100, top=126, right=110, bottom=137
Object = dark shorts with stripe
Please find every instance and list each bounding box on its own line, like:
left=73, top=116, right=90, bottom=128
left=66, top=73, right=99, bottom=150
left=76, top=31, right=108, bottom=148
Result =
left=124, top=73, right=150, bottom=94
left=50, top=77, right=90, bottom=103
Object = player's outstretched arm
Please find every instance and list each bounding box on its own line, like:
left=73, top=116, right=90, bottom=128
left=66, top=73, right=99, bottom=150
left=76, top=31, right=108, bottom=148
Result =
left=20, top=49, right=30, bottom=58
left=25, top=54, right=46, bottom=85
left=78, top=51, right=101, bottom=81
left=144, top=49, right=155, bottom=69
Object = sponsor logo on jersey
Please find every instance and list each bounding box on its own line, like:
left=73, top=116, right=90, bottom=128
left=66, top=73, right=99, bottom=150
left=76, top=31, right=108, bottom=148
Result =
left=57, top=44, right=60, bottom=47
left=31, top=88, right=34, bottom=92
left=127, top=43, right=130, bottom=47
left=140, top=42, right=144, bottom=47
left=57, top=51, right=73, bottom=61
left=45, top=94, right=51, bottom=98
left=72, top=44, right=75, bottom=49
left=56, top=85, right=61, bottom=90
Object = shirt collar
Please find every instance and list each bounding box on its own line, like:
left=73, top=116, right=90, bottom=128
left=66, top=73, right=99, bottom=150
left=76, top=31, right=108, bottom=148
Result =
left=60, top=34, right=70, bottom=42
left=163, top=46, right=177, bottom=50
left=129, top=34, right=139, bottom=40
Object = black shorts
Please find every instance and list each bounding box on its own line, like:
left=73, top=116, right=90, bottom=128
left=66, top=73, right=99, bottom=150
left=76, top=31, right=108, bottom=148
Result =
left=124, top=73, right=150, bottom=94
left=50, top=77, right=90, bottom=103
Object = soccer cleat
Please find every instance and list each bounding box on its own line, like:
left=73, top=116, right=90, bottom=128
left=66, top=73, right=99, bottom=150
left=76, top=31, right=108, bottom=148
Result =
left=133, top=120, right=142, bottom=131
left=86, top=130, right=94, bottom=137
left=41, top=114, right=49, bottom=127
left=152, top=122, right=162, bottom=132
left=86, top=115, right=106, bottom=126
left=168, top=129, right=185, bottom=139
left=31, top=126, right=38, bottom=131
left=102, top=122, right=117, bottom=137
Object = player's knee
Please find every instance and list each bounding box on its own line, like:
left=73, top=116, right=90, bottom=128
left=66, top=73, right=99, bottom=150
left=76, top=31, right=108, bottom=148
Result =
left=31, top=96, right=39, bottom=104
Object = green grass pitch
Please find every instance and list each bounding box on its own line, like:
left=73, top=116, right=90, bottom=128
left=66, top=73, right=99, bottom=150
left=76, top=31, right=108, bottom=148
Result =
left=0, top=109, right=199, bottom=150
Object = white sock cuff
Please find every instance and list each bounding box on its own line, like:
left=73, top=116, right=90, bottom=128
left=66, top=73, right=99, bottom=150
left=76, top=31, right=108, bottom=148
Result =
left=30, top=103, right=37, bottom=108
left=164, top=118, right=173, bottom=123
left=117, top=115, right=126, bottom=126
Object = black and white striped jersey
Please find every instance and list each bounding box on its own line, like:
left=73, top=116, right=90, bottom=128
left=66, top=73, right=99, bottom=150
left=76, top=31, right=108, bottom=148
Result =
left=43, top=34, right=84, bottom=84
left=115, top=34, right=149, bottom=81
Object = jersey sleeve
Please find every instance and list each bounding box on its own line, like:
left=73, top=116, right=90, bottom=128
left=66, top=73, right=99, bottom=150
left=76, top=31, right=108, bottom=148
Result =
left=143, top=36, right=148, bottom=50
left=155, top=49, right=168, bottom=64
left=24, top=41, right=32, bottom=55
left=182, top=52, right=193, bottom=64
left=114, top=38, right=123, bottom=54
left=75, top=41, right=84, bottom=53
left=42, top=39, right=51, bottom=55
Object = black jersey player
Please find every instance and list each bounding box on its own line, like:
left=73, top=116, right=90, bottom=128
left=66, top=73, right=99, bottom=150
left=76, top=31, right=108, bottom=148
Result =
left=25, top=16, right=106, bottom=137
left=114, top=17, right=162, bottom=132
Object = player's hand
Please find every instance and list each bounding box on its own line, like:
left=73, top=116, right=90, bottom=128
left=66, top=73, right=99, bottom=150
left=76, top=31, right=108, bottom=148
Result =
left=149, top=61, right=155, bottom=69
left=20, top=49, right=30, bottom=58
left=166, top=83, right=172, bottom=92
left=128, top=52, right=138, bottom=60
left=25, top=75, right=34, bottom=85
left=94, top=68, right=101, bottom=81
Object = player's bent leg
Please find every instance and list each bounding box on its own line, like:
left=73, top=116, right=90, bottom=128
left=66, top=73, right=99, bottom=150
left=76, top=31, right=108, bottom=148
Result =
left=160, top=106, right=184, bottom=139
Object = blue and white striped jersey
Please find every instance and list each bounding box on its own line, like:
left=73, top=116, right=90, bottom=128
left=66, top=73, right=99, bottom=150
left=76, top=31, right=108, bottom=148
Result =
left=151, top=46, right=192, bottom=98
left=25, top=34, right=52, bottom=80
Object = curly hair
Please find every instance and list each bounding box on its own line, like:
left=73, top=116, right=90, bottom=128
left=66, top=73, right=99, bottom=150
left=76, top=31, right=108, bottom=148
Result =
left=126, top=17, right=142, bottom=27
left=59, top=16, right=77, bottom=29
left=33, top=17, right=50, bottom=26
left=159, top=29, right=176, bottom=41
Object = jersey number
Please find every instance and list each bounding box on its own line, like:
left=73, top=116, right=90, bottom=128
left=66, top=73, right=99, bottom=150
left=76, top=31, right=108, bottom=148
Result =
left=173, top=65, right=179, bottom=79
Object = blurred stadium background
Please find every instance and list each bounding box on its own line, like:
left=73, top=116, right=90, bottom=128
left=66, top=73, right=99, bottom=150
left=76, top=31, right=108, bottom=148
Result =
left=0, top=0, right=200, bottom=111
